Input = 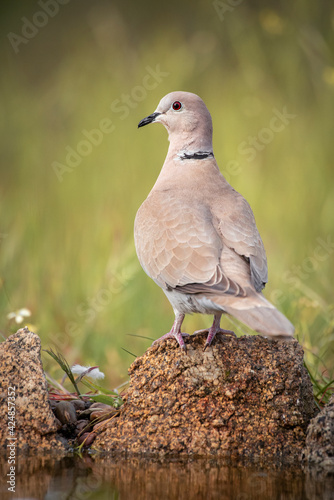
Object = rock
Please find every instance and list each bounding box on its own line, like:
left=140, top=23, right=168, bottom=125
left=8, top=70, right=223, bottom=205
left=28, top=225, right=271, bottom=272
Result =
left=75, top=419, right=91, bottom=434
left=90, top=409, right=117, bottom=422
left=94, top=333, right=318, bottom=463
left=77, top=408, right=94, bottom=418
left=54, top=417, right=63, bottom=431
left=52, top=401, right=78, bottom=440
left=90, top=402, right=115, bottom=411
left=302, top=394, right=334, bottom=471
left=0, top=327, right=68, bottom=455
left=89, top=402, right=118, bottom=422
left=71, top=399, right=86, bottom=411
left=54, top=401, right=77, bottom=425
left=77, top=431, right=97, bottom=447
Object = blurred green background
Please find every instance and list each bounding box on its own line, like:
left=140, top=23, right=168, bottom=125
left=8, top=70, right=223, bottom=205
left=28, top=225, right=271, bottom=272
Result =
left=1, top=0, right=333, bottom=388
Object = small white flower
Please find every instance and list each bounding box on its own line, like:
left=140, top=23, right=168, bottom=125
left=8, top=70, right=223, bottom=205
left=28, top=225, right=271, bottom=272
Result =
left=7, top=308, right=31, bottom=324
left=71, top=364, right=105, bottom=381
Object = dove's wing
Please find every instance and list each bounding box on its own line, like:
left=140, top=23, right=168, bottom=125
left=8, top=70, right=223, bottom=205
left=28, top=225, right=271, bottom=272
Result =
left=135, top=189, right=260, bottom=298
left=212, top=188, right=268, bottom=292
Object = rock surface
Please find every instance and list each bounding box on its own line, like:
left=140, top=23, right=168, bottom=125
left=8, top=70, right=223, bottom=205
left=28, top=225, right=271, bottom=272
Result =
left=0, top=327, right=68, bottom=455
left=302, top=394, right=334, bottom=471
left=94, top=333, right=318, bottom=463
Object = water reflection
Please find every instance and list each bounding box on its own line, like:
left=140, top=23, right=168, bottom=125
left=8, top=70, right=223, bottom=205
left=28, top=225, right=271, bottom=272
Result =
left=0, top=455, right=333, bottom=500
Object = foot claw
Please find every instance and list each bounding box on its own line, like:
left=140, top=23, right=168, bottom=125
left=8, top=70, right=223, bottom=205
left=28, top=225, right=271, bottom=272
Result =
left=217, top=329, right=236, bottom=338
left=152, top=332, right=189, bottom=350
left=205, top=328, right=236, bottom=350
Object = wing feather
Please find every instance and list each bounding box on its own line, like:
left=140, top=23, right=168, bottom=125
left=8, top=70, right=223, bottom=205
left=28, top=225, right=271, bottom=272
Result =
left=134, top=185, right=267, bottom=298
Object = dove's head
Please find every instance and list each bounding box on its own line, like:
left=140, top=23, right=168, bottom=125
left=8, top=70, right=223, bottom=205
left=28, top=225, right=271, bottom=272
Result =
left=138, top=91, right=213, bottom=155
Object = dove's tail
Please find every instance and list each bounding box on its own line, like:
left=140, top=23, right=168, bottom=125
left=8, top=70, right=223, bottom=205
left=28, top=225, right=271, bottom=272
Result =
left=216, top=294, right=295, bottom=339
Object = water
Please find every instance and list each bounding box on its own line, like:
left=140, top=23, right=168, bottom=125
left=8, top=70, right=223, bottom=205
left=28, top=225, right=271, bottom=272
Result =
left=1, top=455, right=333, bottom=500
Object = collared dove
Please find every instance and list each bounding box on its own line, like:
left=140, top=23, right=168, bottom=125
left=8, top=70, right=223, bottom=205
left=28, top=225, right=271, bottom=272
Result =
left=135, top=91, right=294, bottom=351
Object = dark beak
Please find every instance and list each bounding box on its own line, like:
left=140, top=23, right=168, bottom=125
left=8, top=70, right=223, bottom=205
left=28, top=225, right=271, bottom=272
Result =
left=138, top=112, right=160, bottom=128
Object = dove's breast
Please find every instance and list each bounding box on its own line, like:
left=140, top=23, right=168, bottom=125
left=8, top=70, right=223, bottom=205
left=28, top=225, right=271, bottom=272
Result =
left=134, top=189, right=222, bottom=290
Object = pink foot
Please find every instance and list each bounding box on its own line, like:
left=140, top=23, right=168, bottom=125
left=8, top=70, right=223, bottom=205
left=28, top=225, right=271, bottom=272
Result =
left=151, top=313, right=189, bottom=351
left=152, top=331, right=190, bottom=351
left=203, top=328, right=236, bottom=351
left=194, top=313, right=236, bottom=351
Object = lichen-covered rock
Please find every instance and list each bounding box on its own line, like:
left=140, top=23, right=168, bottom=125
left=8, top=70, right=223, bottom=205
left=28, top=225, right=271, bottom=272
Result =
left=0, top=327, right=68, bottom=455
left=94, top=333, right=317, bottom=463
left=302, top=394, right=334, bottom=471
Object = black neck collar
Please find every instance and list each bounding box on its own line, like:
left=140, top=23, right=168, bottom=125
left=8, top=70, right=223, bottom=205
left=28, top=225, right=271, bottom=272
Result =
left=179, top=151, right=214, bottom=161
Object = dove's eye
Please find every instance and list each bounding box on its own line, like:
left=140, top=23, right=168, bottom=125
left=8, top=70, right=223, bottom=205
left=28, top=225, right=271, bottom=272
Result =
left=172, top=101, right=182, bottom=111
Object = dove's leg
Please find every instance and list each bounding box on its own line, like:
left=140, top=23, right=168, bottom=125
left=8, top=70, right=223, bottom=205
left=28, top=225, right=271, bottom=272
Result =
left=194, top=313, right=236, bottom=351
left=152, top=313, right=189, bottom=351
